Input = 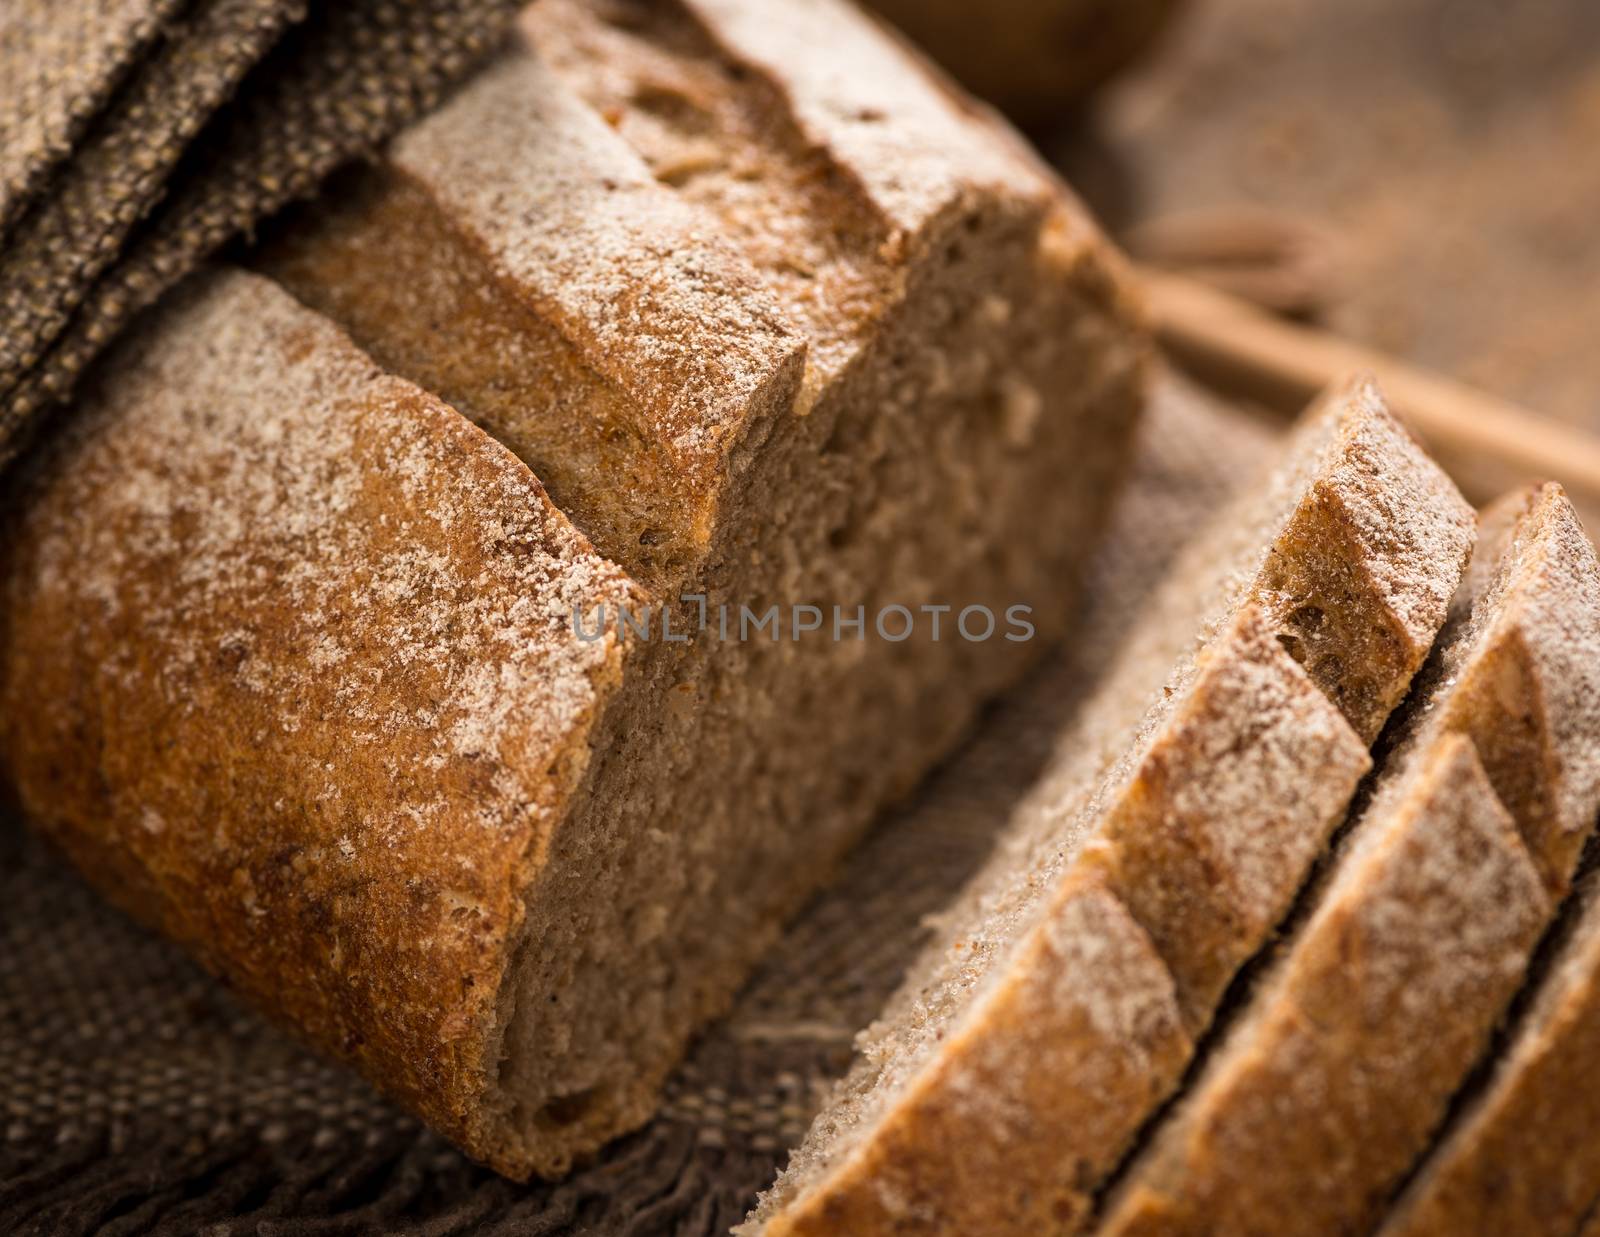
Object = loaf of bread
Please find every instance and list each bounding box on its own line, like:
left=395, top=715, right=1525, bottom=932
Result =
left=1098, top=482, right=1600, bottom=1237
left=744, top=378, right=1475, bottom=1236
left=0, top=0, right=1147, bottom=1182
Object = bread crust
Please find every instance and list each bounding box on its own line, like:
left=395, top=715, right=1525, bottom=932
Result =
left=268, top=0, right=1145, bottom=590
left=771, top=608, right=1363, bottom=1237
left=788, top=868, right=1192, bottom=1236
left=1384, top=499, right=1600, bottom=1237
left=1100, top=739, right=1549, bottom=1237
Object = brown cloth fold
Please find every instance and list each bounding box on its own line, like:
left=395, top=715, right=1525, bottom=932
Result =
left=0, top=376, right=1276, bottom=1234
left=0, top=0, right=520, bottom=473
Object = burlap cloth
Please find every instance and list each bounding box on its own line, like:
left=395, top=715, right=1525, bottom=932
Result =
left=0, top=0, right=521, bottom=473
left=0, top=373, right=1276, bottom=1234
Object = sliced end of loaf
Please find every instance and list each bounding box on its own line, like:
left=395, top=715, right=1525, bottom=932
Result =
left=11, top=0, right=1154, bottom=1187
left=256, top=0, right=1150, bottom=1180
left=266, top=0, right=1145, bottom=597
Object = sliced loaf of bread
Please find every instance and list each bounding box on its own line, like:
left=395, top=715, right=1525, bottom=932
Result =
left=1098, top=482, right=1600, bottom=1237
left=743, top=378, right=1475, bottom=1236
left=0, top=0, right=1147, bottom=1183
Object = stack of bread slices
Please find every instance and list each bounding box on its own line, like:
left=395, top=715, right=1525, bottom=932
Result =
left=745, top=385, right=1600, bottom=1235
left=2, top=1, right=1598, bottom=1232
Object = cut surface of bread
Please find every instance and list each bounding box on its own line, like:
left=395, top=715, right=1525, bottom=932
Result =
left=1098, top=482, right=1600, bottom=1237
left=1, top=0, right=1148, bottom=1183
left=744, top=377, right=1474, bottom=1237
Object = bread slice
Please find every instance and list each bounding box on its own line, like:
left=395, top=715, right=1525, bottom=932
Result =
left=1099, top=482, right=1600, bottom=1237
left=1385, top=859, right=1600, bottom=1233
left=1, top=0, right=1148, bottom=1183
left=744, top=377, right=1474, bottom=1237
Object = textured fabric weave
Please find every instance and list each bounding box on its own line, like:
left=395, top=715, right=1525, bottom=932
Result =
left=0, top=377, right=1276, bottom=1235
left=0, top=0, right=520, bottom=472
left=0, top=0, right=187, bottom=232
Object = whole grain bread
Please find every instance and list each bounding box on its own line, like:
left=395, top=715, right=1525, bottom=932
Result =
left=1098, top=482, right=1600, bottom=1237
left=0, top=0, right=1147, bottom=1184
left=744, top=377, right=1475, bottom=1237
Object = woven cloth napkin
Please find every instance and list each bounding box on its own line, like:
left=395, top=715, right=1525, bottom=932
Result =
left=0, top=374, right=1277, bottom=1235
left=0, top=0, right=520, bottom=473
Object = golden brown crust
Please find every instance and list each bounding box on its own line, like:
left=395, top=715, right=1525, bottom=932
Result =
left=1086, top=606, right=1370, bottom=1033
left=1385, top=514, right=1600, bottom=1237
left=1432, top=485, right=1600, bottom=892
left=265, top=37, right=808, bottom=585
left=0, top=268, right=638, bottom=1155
left=267, top=0, right=1129, bottom=590
left=789, top=869, right=1191, bottom=1236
